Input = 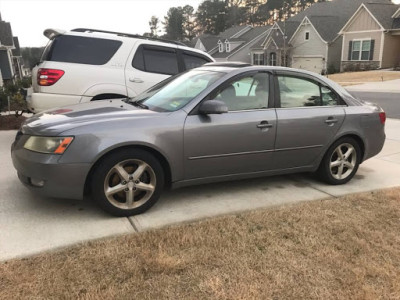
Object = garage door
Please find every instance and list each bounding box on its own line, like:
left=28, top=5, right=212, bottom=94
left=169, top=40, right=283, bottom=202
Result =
left=292, top=57, right=324, bottom=74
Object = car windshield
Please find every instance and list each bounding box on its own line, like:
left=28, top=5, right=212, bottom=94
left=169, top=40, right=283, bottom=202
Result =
left=130, top=70, right=225, bottom=112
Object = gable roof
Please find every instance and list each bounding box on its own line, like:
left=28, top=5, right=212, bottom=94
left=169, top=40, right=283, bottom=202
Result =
left=12, top=37, right=21, bottom=56
left=0, top=20, right=13, bottom=46
left=194, top=34, right=220, bottom=52
left=219, top=25, right=250, bottom=39
left=212, top=25, right=271, bottom=59
left=287, top=0, right=392, bottom=42
left=364, top=2, right=400, bottom=29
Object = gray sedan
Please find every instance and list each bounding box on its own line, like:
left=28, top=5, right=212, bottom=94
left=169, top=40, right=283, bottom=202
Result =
left=11, top=63, right=386, bottom=216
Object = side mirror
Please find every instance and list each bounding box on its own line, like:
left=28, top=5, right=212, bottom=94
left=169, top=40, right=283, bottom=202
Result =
left=198, top=100, right=228, bottom=115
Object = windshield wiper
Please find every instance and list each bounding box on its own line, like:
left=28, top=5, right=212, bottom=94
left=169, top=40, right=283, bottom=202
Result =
left=129, top=101, right=149, bottom=110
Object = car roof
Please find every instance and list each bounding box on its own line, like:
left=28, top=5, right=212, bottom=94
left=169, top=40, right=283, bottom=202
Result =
left=44, top=28, right=214, bottom=60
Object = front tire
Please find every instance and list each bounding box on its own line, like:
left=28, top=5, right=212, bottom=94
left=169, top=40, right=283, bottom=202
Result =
left=91, top=149, right=164, bottom=216
left=318, top=137, right=361, bottom=185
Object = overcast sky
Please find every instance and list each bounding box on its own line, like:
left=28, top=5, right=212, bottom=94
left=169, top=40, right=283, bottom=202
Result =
left=0, top=0, right=203, bottom=47
left=1, top=0, right=400, bottom=48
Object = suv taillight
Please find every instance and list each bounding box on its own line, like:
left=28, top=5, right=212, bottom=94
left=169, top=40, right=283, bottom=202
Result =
left=37, top=68, right=65, bottom=86
left=379, top=112, right=386, bottom=125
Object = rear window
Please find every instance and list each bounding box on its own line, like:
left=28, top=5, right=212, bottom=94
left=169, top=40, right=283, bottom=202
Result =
left=43, top=35, right=122, bottom=65
left=132, top=45, right=179, bottom=75
left=183, top=53, right=209, bottom=70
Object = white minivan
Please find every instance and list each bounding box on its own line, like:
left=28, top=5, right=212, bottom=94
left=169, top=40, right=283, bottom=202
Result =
left=29, top=28, right=214, bottom=113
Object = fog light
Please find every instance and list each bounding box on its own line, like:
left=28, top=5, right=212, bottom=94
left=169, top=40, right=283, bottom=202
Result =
left=30, top=178, right=45, bottom=187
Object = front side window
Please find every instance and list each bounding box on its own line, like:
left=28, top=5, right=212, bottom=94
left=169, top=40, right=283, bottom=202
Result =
left=305, top=32, right=310, bottom=41
left=132, top=70, right=225, bottom=112
left=214, top=73, right=269, bottom=111
left=44, top=35, right=122, bottom=65
left=278, top=75, right=339, bottom=108
left=132, top=45, right=179, bottom=75
left=253, top=53, right=264, bottom=65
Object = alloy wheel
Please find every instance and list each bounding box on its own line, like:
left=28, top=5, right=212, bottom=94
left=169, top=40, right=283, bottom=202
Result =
left=103, top=159, right=156, bottom=209
left=329, top=143, right=357, bottom=180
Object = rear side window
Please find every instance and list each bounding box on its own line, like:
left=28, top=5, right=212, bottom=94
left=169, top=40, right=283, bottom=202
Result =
left=132, top=45, right=179, bottom=75
left=44, top=35, right=122, bottom=65
left=278, top=75, right=339, bottom=108
left=183, top=53, right=209, bottom=70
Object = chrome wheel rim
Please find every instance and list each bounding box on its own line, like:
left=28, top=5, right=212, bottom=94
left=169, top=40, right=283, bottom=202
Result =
left=104, top=159, right=156, bottom=210
left=329, top=143, right=357, bottom=180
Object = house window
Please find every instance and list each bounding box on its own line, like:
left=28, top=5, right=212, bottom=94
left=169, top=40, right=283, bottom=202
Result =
left=351, top=40, right=372, bottom=61
left=253, top=53, right=264, bottom=65
left=226, top=42, right=230, bottom=53
left=269, top=52, right=277, bottom=66
left=305, top=31, right=310, bottom=41
left=218, top=41, right=223, bottom=53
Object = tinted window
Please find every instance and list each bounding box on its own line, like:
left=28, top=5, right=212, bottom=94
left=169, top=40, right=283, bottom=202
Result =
left=215, top=73, right=269, bottom=111
left=132, top=46, right=179, bottom=75
left=45, top=35, right=122, bottom=65
left=278, top=76, right=321, bottom=108
left=183, top=53, right=209, bottom=70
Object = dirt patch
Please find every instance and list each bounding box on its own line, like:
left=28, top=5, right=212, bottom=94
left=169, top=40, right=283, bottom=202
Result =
left=0, top=115, right=26, bottom=130
left=1, top=188, right=400, bottom=299
left=327, top=70, right=400, bottom=85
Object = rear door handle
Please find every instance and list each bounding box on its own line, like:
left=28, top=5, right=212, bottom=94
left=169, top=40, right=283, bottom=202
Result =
left=325, top=117, right=338, bottom=125
left=257, top=121, right=273, bottom=129
left=129, top=77, right=144, bottom=83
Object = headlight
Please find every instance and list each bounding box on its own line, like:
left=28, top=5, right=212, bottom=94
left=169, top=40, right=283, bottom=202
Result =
left=24, top=136, right=74, bottom=154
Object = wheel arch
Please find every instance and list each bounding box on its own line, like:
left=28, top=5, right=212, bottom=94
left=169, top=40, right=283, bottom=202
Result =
left=84, top=144, right=173, bottom=196
left=317, top=133, right=366, bottom=170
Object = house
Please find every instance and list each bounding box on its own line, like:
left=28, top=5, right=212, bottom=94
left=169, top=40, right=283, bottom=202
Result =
left=0, top=13, right=23, bottom=85
left=339, top=2, right=400, bottom=71
left=0, top=14, right=15, bottom=84
left=11, top=37, right=23, bottom=79
left=249, top=21, right=299, bottom=66
left=194, top=25, right=271, bottom=64
left=285, top=0, right=386, bottom=74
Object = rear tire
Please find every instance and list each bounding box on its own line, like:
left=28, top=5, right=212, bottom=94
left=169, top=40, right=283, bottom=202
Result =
left=91, top=149, right=164, bottom=216
left=318, top=137, right=361, bottom=185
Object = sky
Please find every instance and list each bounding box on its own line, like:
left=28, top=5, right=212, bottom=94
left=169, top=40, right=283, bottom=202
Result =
left=1, top=0, right=400, bottom=48
left=0, top=0, right=203, bottom=47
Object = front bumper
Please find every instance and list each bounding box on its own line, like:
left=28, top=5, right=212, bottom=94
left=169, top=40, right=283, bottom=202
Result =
left=11, top=136, right=91, bottom=200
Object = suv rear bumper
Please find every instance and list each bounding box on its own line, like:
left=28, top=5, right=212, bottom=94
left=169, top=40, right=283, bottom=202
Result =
left=28, top=93, right=82, bottom=113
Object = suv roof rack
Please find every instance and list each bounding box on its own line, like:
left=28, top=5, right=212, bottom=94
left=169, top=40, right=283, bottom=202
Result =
left=203, top=62, right=252, bottom=68
left=71, top=28, right=187, bottom=46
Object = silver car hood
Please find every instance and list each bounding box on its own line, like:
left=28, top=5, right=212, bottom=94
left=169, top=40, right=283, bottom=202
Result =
left=21, top=99, right=161, bottom=136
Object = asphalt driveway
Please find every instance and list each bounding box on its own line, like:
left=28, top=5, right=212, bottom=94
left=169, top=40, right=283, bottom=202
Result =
left=1, top=119, right=400, bottom=261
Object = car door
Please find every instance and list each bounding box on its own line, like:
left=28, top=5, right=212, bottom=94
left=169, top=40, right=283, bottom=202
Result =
left=183, top=71, right=277, bottom=180
left=273, top=71, right=346, bottom=169
left=125, top=44, right=179, bottom=97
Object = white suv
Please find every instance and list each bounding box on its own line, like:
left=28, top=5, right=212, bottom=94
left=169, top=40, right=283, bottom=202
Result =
left=29, top=28, right=214, bottom=113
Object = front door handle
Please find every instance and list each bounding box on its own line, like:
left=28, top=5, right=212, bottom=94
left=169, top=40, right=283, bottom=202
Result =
left=325, top=117, right=338, bottom=125
left=129, top=77, right=144, bottom=83
left=257, top=121, right=273, bottom=129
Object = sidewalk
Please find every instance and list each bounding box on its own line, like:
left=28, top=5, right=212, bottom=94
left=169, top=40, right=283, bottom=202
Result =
left=1, top=119, right=400, bottom=261
left=345, top=79, right=400, bottom=93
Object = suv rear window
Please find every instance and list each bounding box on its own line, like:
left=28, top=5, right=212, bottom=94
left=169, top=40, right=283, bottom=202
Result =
left=43, top=35, right=122, bottom=65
